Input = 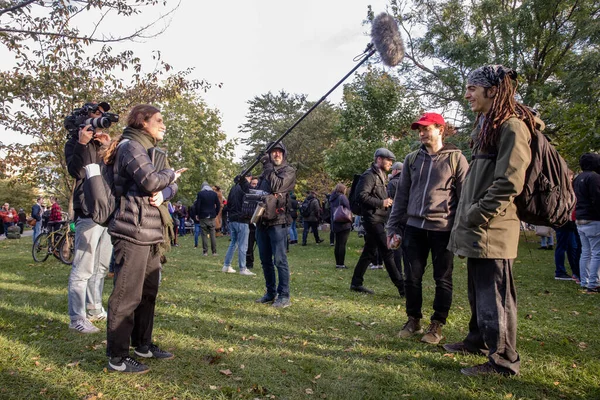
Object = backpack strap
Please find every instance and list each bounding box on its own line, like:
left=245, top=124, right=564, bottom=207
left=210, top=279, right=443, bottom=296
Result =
left=407, top=150, right=419, bottom=169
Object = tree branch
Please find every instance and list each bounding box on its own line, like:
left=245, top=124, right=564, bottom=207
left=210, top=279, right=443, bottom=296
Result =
left=0, top=0, right=37, bottom=16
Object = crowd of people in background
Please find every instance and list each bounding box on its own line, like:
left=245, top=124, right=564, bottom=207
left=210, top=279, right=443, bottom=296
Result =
left=3, top=63, right=600, bottom=378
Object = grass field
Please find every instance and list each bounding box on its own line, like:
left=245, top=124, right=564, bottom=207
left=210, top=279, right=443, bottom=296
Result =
left=0, top=229, right=599, bottom=399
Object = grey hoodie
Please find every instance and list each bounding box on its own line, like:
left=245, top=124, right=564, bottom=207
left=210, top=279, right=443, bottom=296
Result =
left=387, top=144, right=468, bottom=236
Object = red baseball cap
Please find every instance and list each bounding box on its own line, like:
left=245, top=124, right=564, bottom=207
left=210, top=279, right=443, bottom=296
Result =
left=411, top=113, right=445, bottom=130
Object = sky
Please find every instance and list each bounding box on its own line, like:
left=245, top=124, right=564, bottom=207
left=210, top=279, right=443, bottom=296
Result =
left=0, top=0, right=394, bottom=160
left=150, top=0, right=392, bottom=159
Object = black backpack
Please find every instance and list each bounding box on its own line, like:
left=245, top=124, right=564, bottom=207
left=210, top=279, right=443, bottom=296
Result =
left=300, top=199, right=311, bottom=218
left=348, top=174, right=363, bottom=216
left=479, top=119, right=575, bottom=228
left=514, top=127, right=575, bottom=228
left=82, top=139, right=130, bottom=227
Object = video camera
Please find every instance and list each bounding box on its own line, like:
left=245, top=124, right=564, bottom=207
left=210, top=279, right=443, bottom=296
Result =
left=64, top=102, right=119, bottom=136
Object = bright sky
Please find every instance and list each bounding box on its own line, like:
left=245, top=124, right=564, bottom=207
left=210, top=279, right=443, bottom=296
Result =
left=0, top=0, right=394, bottom=160
left=134, top=0, right=392, bottom=158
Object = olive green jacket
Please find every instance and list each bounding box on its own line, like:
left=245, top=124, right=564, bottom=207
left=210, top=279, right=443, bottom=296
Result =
left=448, top=117, right=531, bottom=259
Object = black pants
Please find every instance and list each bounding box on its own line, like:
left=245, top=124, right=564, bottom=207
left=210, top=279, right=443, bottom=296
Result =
left=334, top=229, right=351, bottom=266
left=246, top=224, right=256, bottom=269
left=302, top=221, right=321, bottom=244
left=351, top=221, right=403, bottom=290
left=402, top=225, right=453, bottom=324
left=107, top=239, right=161, bottom=358
left=465, top=258, right=520, bottom=375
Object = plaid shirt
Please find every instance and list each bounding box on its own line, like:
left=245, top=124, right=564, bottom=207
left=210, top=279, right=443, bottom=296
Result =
left=49, top=203, right=62, bottom=222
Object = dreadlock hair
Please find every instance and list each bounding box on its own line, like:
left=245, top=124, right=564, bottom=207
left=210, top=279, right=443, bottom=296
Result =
left=475, top=77, right=535, bottom=152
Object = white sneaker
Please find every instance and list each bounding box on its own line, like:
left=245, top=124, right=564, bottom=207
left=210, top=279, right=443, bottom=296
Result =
left=69, top=319, right=100, bottom=334
left=88, top=308, right=107, bottom=322
left=222, top=266, right=236, bottom=273
left=239, top=269, right=256, bottom=276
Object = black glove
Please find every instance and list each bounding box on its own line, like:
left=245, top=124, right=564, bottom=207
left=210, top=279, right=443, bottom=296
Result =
left=260, top=154, right=270, bottom=165
left=233, top=175, right=242, bottom=184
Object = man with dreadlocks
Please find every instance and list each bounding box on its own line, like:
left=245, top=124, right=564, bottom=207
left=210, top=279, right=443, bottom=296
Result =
left=445, top=65, right=534, bottom=377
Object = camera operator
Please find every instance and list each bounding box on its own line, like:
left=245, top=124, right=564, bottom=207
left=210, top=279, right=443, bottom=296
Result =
left=64, top=101, right=114, bottom=334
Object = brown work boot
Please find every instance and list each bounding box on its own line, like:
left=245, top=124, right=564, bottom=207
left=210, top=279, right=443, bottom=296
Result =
left=421, top=320, right=444, bottom=344
left=398, top=316, right=423, bottom=338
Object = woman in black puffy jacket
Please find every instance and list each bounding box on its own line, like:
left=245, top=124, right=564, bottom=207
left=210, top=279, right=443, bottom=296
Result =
left=104, top=104, right=183, bottom=374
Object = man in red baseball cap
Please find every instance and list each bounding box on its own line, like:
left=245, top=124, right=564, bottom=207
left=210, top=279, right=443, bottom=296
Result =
left=387, top=112, right=468, bottom=346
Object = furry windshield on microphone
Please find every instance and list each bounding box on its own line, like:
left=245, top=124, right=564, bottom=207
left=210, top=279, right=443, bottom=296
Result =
left=371, top=13, right=404, bottom=67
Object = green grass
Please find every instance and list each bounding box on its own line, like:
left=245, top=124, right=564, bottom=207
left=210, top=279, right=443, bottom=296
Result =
left=0, top=230, right=599, bottom=399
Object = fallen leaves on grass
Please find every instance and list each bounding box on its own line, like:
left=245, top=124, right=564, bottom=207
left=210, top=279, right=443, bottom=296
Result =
left=66, top=361, right=80, bottom=368
left=219, top=369, right=233, bottom=376
left=305, top=388, right=314, bottom=394
left=578, top=342, right=588, bottom=350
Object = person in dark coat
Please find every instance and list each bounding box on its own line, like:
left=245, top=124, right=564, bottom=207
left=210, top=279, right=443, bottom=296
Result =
left=387, top=161, right=404, bottom=285
left=573, top=153, right=600, bottom=293
left=301, top=191, right=323, bottom=245
left=329, top=183, right=352, bottom=268
left=350, top=148, right=404, bottom=296
left=246, top=177, right=259, bottom=268
left=288, top=193, right=299, bottom=244
left=194, top=182, right=221, bottom=256
left=105, top=104, right=181, bottom=373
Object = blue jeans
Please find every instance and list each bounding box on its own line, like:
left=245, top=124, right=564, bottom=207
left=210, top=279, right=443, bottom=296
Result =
left=554, top=224, right=580, bottom=277
left=540, top=235, right=554, bottom=247
left=3, top=222, right=13, bottom=236
left=288, top=220, right=298, bottom=241
left=68, top=218, right=112, bottom=321
left=577, top=221, right=600, bottom=289
left=179, top=217, right=186, bottom=236
left=194, top=223, right=202, bottom=247
left=256, top=224, right=290, bottom=298
left=224, top=221, right=249, bottom=270
left=32, top=220, right=42, bottom=242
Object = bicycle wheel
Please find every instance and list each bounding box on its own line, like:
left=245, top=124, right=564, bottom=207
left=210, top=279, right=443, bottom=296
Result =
left=51, top=233, right=62, bottom=261
left=58, top=231, right=75, bottom=265
left=32, top=233, right=50, bottom=262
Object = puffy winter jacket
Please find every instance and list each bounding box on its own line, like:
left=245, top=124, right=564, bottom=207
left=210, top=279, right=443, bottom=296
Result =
left=109, top=139, right=176, bottom=245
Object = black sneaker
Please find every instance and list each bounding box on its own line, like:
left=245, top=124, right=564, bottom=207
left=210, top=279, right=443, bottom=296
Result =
left=316, top=239, right=324, bottom=244
left=107, top=356, right=150, bottom=374
left=134, top=344, right=174, bottom=359
left=350, top=285, right=374, bottom=294
left=255, top=294, right=277, bottom=304
left=272, top=297, right=291, bottom=308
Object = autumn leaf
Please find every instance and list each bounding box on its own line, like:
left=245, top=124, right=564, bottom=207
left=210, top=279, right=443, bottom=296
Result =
left=305, top=388, right=314, bottom=394
left=219, top=369, right=233, bottom=376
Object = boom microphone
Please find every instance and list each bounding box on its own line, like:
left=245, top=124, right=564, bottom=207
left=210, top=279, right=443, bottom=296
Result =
left=371, top=13, right=405, bottom=67
left=237, top=13, right=405, bottom=179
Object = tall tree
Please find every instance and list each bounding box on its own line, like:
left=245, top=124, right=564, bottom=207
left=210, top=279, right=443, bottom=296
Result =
left=239, top=90, right=340, bottom=196
left=324, top=68, right=421, bottom=182
left=0, top=1, right=212, bottom=201
left=383, top=0, right=600, bottom=167
left=160, top=93, right=236, bottom=204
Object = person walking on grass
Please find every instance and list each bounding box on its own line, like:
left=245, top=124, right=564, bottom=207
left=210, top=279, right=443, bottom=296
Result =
left=446, top=65, right=533, bottom=377
left=194, top=182, right=221, bottom=256
left=329, top=183, right=352, bottom=269
left=387, top=113, right=468, bottom=345
left=349, top=148, right=404, bottom=297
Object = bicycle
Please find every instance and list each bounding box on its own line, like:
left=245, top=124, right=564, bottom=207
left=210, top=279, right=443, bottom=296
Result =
left=32, top=221, right=76, bottom=265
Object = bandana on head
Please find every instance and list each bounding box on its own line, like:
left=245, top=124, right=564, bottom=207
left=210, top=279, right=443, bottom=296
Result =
left=467, top=65, right=517, bottom=87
